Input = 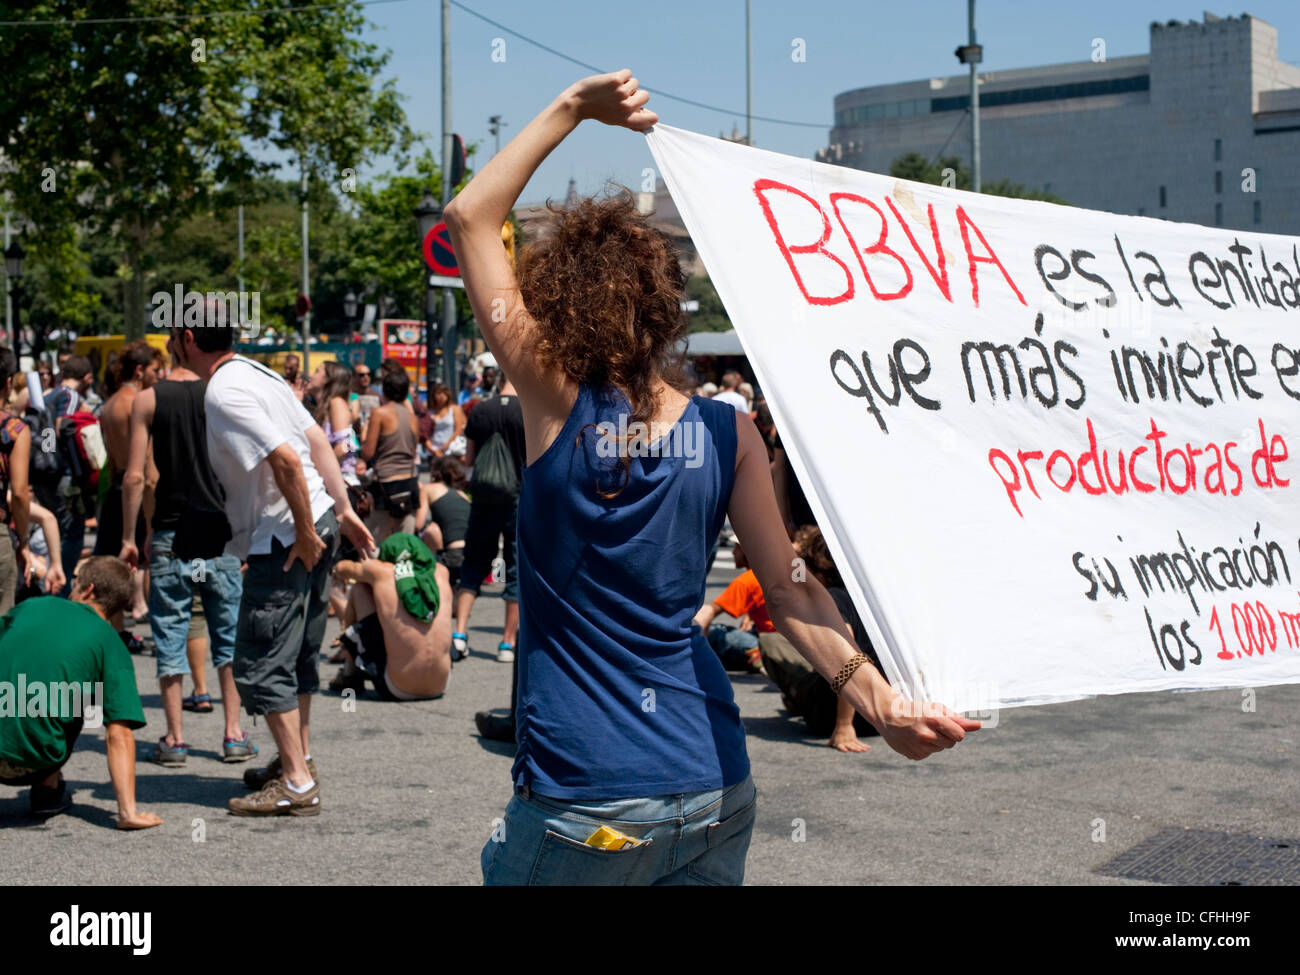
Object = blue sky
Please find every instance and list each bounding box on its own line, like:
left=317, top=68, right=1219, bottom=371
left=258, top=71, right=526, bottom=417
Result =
left=357, top=0, right=1300, bottom=204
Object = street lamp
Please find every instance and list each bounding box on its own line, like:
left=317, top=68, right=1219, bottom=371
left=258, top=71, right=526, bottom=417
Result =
left=489, top=115, right=506, bottom=157
left=4, top=239, right=24, bottom=280
left=343, top=290, right=358, bottom=337
left=414, top=194, right=442, bottom=404
left=955, top=0, right=983, bottom=192
left=415, top=194, right=441, bottom=245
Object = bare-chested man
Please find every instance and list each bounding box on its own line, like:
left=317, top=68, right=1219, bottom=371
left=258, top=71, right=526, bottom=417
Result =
left=95, top=341, right=162, bottom=623
left=331, top=540, right=453, bottom=701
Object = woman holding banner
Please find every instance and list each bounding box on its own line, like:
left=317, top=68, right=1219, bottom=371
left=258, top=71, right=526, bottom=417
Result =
left=444, top=69, right=979, bottom=886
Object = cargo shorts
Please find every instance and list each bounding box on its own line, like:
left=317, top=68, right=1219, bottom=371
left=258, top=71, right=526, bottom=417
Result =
left=234, top=511, right=338, bottom=716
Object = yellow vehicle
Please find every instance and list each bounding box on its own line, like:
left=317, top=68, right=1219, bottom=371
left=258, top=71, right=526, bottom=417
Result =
left=73, top=334, right=171, bottom=382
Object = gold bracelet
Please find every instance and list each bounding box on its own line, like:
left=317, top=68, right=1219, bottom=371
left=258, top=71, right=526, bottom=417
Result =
left=831, top=653, right=870, bottom=695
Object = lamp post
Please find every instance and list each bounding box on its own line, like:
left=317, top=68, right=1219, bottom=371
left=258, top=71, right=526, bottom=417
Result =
left=415, top=193, right=442, bottom=405
left=343, top=290, right=358, bottom=336
left=955, top=0, right=983, bottom=192
left=489, top=115, right=505, bottom=157
left=5, top=239, right=26, bottom=354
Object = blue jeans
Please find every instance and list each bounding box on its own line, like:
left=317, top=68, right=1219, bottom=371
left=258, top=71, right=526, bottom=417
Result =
left=481, top=776, right=757, bottom=886
left=707, top=623, right=759, bottom=670
left=148, top=529, right=243, bottom=677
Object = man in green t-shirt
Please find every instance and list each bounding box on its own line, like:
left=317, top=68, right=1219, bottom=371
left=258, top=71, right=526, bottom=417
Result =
left=0, top=556, right=162, bottom=829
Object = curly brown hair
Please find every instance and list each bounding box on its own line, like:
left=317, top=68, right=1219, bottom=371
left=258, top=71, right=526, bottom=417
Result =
left=518, top=190, right=691, bottom=495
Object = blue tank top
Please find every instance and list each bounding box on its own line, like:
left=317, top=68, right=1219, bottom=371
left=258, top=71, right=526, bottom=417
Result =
left=513, top=383, right=750, bottom=799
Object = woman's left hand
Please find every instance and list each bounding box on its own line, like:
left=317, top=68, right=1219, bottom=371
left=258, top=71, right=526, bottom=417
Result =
left=567, top=70, right=657, bottom=132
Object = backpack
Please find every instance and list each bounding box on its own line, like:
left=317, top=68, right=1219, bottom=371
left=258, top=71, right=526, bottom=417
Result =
left=28, top=389, right=105, bottom=506
left=470, top=431, right=519, bottom=505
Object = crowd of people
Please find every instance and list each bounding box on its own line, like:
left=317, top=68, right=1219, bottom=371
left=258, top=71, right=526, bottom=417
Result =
left=0, top=68, right=977, bottom=885
left=0, top=332, right=512, bottom=825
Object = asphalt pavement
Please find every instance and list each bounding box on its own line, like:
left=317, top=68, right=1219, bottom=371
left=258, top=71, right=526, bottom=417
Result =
left=2, top=554, right=1297, bottom=885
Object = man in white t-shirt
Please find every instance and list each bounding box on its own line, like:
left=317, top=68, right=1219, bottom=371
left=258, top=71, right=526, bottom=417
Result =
left=712, top=370, right=749, bottom=413
left=173, top=322, right=374, bottom=817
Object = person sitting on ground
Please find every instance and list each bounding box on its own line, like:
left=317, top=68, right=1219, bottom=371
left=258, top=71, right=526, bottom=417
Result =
left=756, top=525, right=885, bottom=752
left=415, top=455, right=471, bottom=592
left=692, top=539, right=765, bottom=673
left=693, top=527, right=880, bottom=751
left=0, top=556, right=162, bottom=828
left=330, top=532, right=453, bottom=701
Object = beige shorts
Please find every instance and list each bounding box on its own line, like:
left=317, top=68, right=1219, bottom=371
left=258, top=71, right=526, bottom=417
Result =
left=187, top=592, right=206, bottom=641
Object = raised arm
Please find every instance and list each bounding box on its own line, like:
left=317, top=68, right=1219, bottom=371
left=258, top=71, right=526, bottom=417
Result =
left=727, top=412, right=979, bottom=760
left=443, top=71, right=656, bottom=431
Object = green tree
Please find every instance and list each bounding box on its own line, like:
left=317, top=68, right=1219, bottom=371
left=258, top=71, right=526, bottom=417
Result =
left=683, top=275, right=731, bottom=334
left=889, top=153, right=1067, bottom=204
left=0, top=0, right=413, bottom=339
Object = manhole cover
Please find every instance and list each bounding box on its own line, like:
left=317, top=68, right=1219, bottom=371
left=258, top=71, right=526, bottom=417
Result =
left=1098, top=828, right=1300, bottom=885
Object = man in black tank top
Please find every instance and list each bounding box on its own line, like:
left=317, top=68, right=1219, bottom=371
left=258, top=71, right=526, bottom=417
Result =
left=119, top=347, right=255, bottom=770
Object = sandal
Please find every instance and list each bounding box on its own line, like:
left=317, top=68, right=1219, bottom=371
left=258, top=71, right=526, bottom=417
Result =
left=182, top=693, right=213, bottom=713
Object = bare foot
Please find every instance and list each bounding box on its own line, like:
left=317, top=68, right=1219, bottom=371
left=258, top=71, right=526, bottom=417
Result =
left=117, top=810, right=164, bottom=830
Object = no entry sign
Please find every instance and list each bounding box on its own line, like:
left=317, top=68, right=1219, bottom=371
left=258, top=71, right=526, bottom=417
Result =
left=422, top=221, right=459, bottom=277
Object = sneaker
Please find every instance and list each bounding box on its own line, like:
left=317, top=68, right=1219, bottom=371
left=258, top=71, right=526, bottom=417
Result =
left=496, top=641, right=515, bottom=664
left=28, top=774, right=71, bottom=818
left=227, top=775, right=320, bottom=817
left=120, top=631, right=146, bottom=655
left=475, top=709, right=516, bottom=743
left=451, top=632, right=469, bottom=662
left=222, top=732, right=259, bottom=764
left=243, top=755, right=318, bottom=791
left=150, top=737, right=187, bottom=767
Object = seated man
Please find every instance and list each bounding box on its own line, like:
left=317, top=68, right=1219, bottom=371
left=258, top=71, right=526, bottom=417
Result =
left=0, top=556, right=162, bottom=828
left=330, top=533, right=452, bottom=701
left=757, top=526, right=886, bottom=753
left=692, top=540, right=768, bottom=674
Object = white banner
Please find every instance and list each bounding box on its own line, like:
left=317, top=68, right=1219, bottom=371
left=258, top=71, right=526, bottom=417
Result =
left=647, top=124, right=1300, bottom=711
